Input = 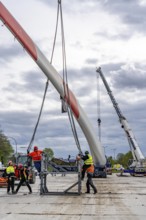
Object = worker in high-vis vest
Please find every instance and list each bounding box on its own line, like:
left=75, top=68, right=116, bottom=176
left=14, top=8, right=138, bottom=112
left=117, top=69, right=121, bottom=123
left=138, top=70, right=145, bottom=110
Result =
left=6, top=161, right=15, bottom=194
left=81, top=151, right=94, bottom=180
left=85, top=165, right=97, bottom=194
left=14, top=164, right=32, bottom=194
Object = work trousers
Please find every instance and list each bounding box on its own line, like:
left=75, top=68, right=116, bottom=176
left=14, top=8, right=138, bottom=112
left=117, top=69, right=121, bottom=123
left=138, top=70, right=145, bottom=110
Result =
left=16, top=178, right=32, bottom=193
left=7, top=177, right=15, bottom=193
left=81, top=164, right=91, bottom=180
left=86, top=173, right=97, bottom=193
left=34, top=161, right=41, bottom=173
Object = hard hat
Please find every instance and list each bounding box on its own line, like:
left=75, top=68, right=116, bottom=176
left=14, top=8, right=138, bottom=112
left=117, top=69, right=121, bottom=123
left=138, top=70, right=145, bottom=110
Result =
left=18, top=163, right=23, bottom=169
left=34, top=146, right=38, bottom=151
left=8, top=160, right=13, bottom=165
left=85, top=151, right=89, bottom=155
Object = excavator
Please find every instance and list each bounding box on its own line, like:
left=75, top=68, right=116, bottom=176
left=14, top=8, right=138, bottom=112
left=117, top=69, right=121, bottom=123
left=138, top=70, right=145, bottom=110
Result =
left=96, top=67, right=146, bottom=176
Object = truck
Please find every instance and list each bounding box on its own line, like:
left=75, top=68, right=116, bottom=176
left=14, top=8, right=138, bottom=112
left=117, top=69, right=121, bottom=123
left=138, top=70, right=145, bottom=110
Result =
left=96, top=67, right=146, bottom=176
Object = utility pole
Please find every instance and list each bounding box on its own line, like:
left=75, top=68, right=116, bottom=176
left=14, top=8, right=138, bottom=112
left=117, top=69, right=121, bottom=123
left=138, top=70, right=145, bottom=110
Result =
left=111, top=148, right=116, bottom=160
left=104, top=146, right=109, bottom=155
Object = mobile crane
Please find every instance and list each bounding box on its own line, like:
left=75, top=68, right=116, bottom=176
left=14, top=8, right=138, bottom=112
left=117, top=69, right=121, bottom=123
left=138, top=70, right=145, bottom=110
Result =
left=96, top=67, right=146, bottom=176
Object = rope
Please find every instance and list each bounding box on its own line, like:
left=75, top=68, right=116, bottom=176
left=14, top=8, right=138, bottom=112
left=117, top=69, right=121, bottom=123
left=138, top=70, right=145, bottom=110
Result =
left=27, top=1, right=60, bottom=153
left=58, top=1, right=82, bottom=154
left=27, top=0, right=82, bottom=155
left=50, top=2, right=60, bottom=65
left=27, top=81, right=49, bottom=153
left=97, top=71, right=101, bottom=141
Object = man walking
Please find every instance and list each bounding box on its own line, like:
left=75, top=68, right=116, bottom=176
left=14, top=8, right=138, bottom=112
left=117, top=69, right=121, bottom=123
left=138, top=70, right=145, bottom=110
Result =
left=15, top=164, right=32, bottom=194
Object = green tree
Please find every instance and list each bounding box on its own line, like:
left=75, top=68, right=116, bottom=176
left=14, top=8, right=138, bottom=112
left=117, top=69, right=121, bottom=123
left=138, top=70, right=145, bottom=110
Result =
left=0, top=130, right=14, bottom=165
left=107, top=156, right=115, bottom=167
left=44, top=148, right=54, bottom=161
left=116, top=151, right=133, bottom=168
left=107, top=151, right=133, bottom=170
left=123, top=151, right=133, bottom=168
left=116, top=153, right=125, bottom=165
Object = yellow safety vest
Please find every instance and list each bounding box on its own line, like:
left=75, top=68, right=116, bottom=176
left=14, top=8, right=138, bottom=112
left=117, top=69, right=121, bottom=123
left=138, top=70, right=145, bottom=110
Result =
left=84, top=154, right=93, bottom=165
left=6, top=166, right=15, bottom=174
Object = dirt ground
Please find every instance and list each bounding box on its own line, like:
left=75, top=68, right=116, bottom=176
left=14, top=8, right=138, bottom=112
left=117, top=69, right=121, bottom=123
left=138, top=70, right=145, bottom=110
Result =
left=0, top=173, right=146, bottom=220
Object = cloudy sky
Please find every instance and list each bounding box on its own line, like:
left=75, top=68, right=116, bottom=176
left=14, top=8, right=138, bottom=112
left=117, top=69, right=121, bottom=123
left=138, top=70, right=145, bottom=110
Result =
left=0, top=0, right=146, bottom=160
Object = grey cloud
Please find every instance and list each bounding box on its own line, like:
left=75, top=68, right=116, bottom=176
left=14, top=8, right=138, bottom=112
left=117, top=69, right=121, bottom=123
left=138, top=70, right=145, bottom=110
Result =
left=65, top=63, right=146, bottom=156
left=36, top=0, right=146, bottom=37
left=86, top=58, right=97, bottom=65
left=92, top=63, right=146, bottom=91
left=0, top=44, right=22, bottom=62
left=22, top=71, right=47, bottom=93
left=1, top=61, right=146, bottom=158
left=94, top=30, right=133, bottom=41
left=2, top=70, right=59, bottom=100
left=35, top=0, right=58, bottom=7
left=101, top=0, right=146, bottom=33
left=0, top=108, right=75, bottom=153
left=111, top=66, right=146, bottom=90
left=98, top=63, right=125, bottom=73
left=68, top=63, right=146, bottom=117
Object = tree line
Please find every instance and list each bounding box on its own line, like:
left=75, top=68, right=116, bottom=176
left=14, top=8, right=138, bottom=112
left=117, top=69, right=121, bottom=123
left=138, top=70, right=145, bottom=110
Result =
left=107, top=151, right=133, bottom=169
left=0, top=130, right=14, bottom=165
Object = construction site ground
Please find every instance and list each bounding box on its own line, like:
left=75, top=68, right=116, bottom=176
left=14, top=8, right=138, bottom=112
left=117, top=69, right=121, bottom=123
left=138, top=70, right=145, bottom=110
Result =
left=0, top=173, right=146, bottom=220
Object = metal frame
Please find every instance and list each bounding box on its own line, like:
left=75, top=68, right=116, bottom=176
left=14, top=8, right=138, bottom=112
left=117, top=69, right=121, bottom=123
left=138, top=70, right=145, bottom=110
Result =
left=40, top=154, right=82, bottom=195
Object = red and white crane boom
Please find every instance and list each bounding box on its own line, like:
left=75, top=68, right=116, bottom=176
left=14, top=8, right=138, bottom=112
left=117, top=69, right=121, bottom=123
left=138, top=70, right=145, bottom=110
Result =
left=0, top=2, right=106, bottom=166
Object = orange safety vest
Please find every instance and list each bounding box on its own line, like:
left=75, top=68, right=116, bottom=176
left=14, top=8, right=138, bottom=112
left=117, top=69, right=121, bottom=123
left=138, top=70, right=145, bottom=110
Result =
left=28, top=150, right=43, bottom=161
left=86, top=165, right=94, bottom=173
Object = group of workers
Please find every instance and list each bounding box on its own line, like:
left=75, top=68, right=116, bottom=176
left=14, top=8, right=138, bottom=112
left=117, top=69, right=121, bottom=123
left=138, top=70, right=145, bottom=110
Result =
left=6, top=160, right=32, bottom=194
left=6, top=146, right=43, bottom=195
left=5, top=145, right=97, bottom=195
